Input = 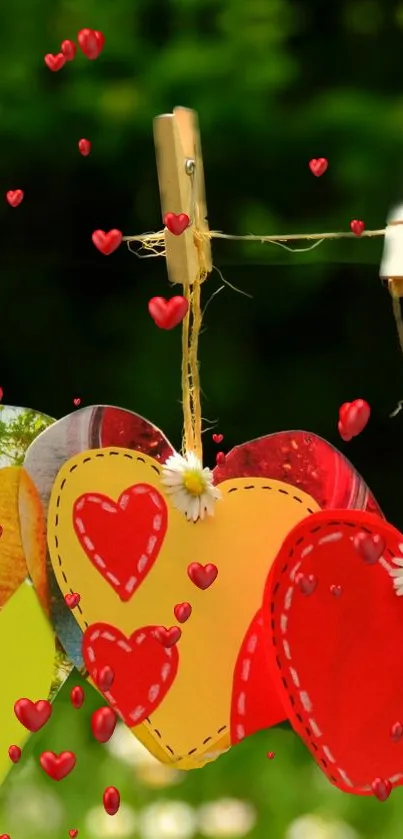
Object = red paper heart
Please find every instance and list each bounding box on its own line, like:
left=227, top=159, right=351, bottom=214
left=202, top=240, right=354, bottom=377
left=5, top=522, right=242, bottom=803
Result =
left=61, top=40, right=76, bottom=61
left=6, top=190, right=24, bottom=208
left=263, top=508, right=403, bottom=796
left=338, top=399, right=370, bottom=441
left=44, top=53, right=66, bottom=72
left=350, top=219, right=365, bottom=236
left=40, top=750, right=76, bottom=781
left=83, top=623, right=179, bottom=726
left=164, top=212, right=190, bottom=235
left=92, top=229, right=122, bottom=255
left=309, top=158, right=328, bottom=177
left=174, top=602, right=192, bottom=623
left=231, top=610, right=285, bottom=744
left=91, top=707, right=117, bottom=743
left=14, top=698, right=52, bottom=732
left=187, top=562, right=218, bottom=590
left=77, top=29, right=104, bottom=60
left=148, top=296, right=189, bottom=330
left=73, top=483, right=167, bottom=601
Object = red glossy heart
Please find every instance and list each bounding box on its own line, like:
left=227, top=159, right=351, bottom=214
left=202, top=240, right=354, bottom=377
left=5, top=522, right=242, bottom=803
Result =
left=39, top=750, right=76, bottom=781
left=309, top=158, right=328, bottom=177
left=77, top=29, right=104, bottom=60
left=338, top=399, right=370, bottom=440
left=14, top=698, right=52, bottom=732
left=187, top=562, right=218, bottom=590
left=154, top=626, right=181, bottom=647
left=164, top=212, right=190, bottom=235
left=148, top=296, right=189, bottom=330
left=6, top=190, right=24, bottom=207
left=73, top=483, right=167, bottom=601
left=91, top=707, right=117, bottom=743
left=263, top=508, right=403, bottom=796
left=44, top=53, right=65, bottom=72
left=350, top=219, right=365, bottom=236
left=78, top=138, right=91, bottom=156
left=8, top=745, right=21, bottom=763
left=82, top=623, right=179, bottom=727
left=61, top=40, right=76, bottom=61
left=65, top=592, right=80, bottom=608
left=92, top=229, right=122, bottom=255
left=174, top=602, right=192, bottom=623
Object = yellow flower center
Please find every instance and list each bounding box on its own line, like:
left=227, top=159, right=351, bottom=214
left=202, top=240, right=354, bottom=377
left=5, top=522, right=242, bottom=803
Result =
left=183, top=470, right=206, bottom=497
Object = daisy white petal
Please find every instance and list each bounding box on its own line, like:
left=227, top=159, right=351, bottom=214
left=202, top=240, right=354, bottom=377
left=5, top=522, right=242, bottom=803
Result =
left=161, top=451, right=221, bottom=522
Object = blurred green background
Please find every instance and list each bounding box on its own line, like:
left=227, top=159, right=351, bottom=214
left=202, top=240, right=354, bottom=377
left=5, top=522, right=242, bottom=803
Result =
left=2, top=0, right=403, bottom=836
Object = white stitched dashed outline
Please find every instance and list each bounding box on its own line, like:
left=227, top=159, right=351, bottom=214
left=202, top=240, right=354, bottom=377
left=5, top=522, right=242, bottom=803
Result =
left=233, top=616, right=262, bottom=743
left=275, top=523, right=403, bottom=792
left=85, top=626, right=174, bottom=725
left=74, top=484, right=165, bottom=598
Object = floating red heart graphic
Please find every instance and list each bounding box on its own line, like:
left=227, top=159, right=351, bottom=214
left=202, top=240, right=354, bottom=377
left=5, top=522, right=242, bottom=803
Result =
left=91, top=707, right=117, bottom=743
left=187, top=562, right=218, bottom=590
left=309, top=158, right=328, bottom=177
left=68, top=831, right=79, bottom=838
left=338, top=399, right=370, bottom=441
left=216, top=452, right=226, bottom=465
left=65, top=592, right=80, bottom=609
left=296, top=572, right=317, bottom=595
left=94, top=665, right=115, bottom=692
left=83, top=623, right=179, bottom=727
left=44, top=53, right=66, bottom=72
left=73, top=484, right=167, bottom=601
left=148, top=296, right=189, bottom=330
left=40, top=750, right=76, bottom=781
left=92, top=230, right=122, bottom=255
left=390, top=721, right=403, bottom=742
left=164, top=212, right=190, bottom=235
left=8, top=745, right=21, bottom=763
left=0, top=388, right=3, bottom=401
left=264, top=508, right=403, bottom=796
left=267, top=751, right=275, bottom=759
left=61, top=40, right=76, bottom=61
left=372, top=778, right=392, bottom=802
left=73, top=398, right=81, bottom=407
left=78, top=139, right=91, bottom=156
left=231, top=611, right=285, bottom=745
left=353, top=531, right=386, bottom=565
left=6, top=190, right=24, bottom=207
left=70, top=685, right=85, bottom=708
left=174, top=602, right=192, bottom=623
left=103, top=786, right=120, bottom=816
left=77, top=29, right=104, bottom=60
left=154, top=626, right=182, bottom=647
left=330, top=584, right=343, bottom=597
left=350, top=219, right=365, bottom=236
left=212, top=433, right=223, bottom=444
left=14, top=698, right=52, bottom=732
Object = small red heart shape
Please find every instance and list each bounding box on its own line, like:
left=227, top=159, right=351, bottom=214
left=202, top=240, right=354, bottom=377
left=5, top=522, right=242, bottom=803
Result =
left=353, top=531, right=386, bottom=565
left=372, top=778, right=392, bottom=802
left=154, top=626, right=182, bottom=647
left=94, top=665, right=115, bottom=692
left=103, top=786, right=120, bottom=816
left=338, top=399, right=370, bottom=440
left=6, top=190, right=24, bottom=208
left=44, top=53, right=66, bottom=72
left=78, top=139, right=91, bottom=156
left=350, top=219, right=365, bottom=236
left=61, top=40, right=76, bottom=61
left=296, top=572, right=317, bottom=595
left=92, top=229, right=122, bottom=255
left=70, top=686, right=85, bottom=709
left=216, top=452, right=226, bottom=465
left=267, top=751, right=275, bottom=759
left=91, top=707, right=117, bottom=743
left=264, top=509, right=403, bottom=796
left=174, top=602, right=192, bottom=623
left=14, top=698, right=52, bottom=732
left=77, top=29, right=104, bottom=60
left=8, top=745, right=21, bottom=763
left=212, top=433, right=223, bottom=444
left=40, top=750, right=76, bottom=781
left=309, top=158, right=328, bottom=177
left=83, top=623, right=179, bottom=727
left=68, top=831, right=79, bottom=838
left=73, top=484, right=167, bottom=601
left=73, top=398, right=81, bottom=407
left=148, top=296, right=189, bottom=330
left=330, top=584, right=343, bottom=597
left=390, top=721, right=403, bottom=742
left=187, top=562, right=218, bottom=590
left=65, top=592, right=80, bottom=609
left=164, top=212, right=190, bottom=236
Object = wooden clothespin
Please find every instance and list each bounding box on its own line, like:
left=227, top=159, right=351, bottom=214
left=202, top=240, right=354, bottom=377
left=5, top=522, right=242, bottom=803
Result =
left=153, top=107, right=212, bottom=285
left=380, top=204, right=403, bottom=352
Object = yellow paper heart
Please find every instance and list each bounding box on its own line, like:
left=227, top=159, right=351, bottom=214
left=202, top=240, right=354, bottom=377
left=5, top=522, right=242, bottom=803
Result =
left=47, top=447, right=319, bottom=768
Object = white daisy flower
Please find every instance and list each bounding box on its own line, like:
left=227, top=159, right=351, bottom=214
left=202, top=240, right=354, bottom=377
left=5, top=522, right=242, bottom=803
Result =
left=389, top=556, right=403, bottom=596
left=161, top=451, right=221, bottom=522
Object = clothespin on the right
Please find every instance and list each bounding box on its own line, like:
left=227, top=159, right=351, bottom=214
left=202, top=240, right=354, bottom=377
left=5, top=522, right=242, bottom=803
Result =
left=380, top=204, right=403, bottom=352
left=153, top=107, right=212, bottom=287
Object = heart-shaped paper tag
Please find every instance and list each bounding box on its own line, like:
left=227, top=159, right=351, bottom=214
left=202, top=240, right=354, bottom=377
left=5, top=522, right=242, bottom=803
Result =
left=263, top=508, right=403, bottom=796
